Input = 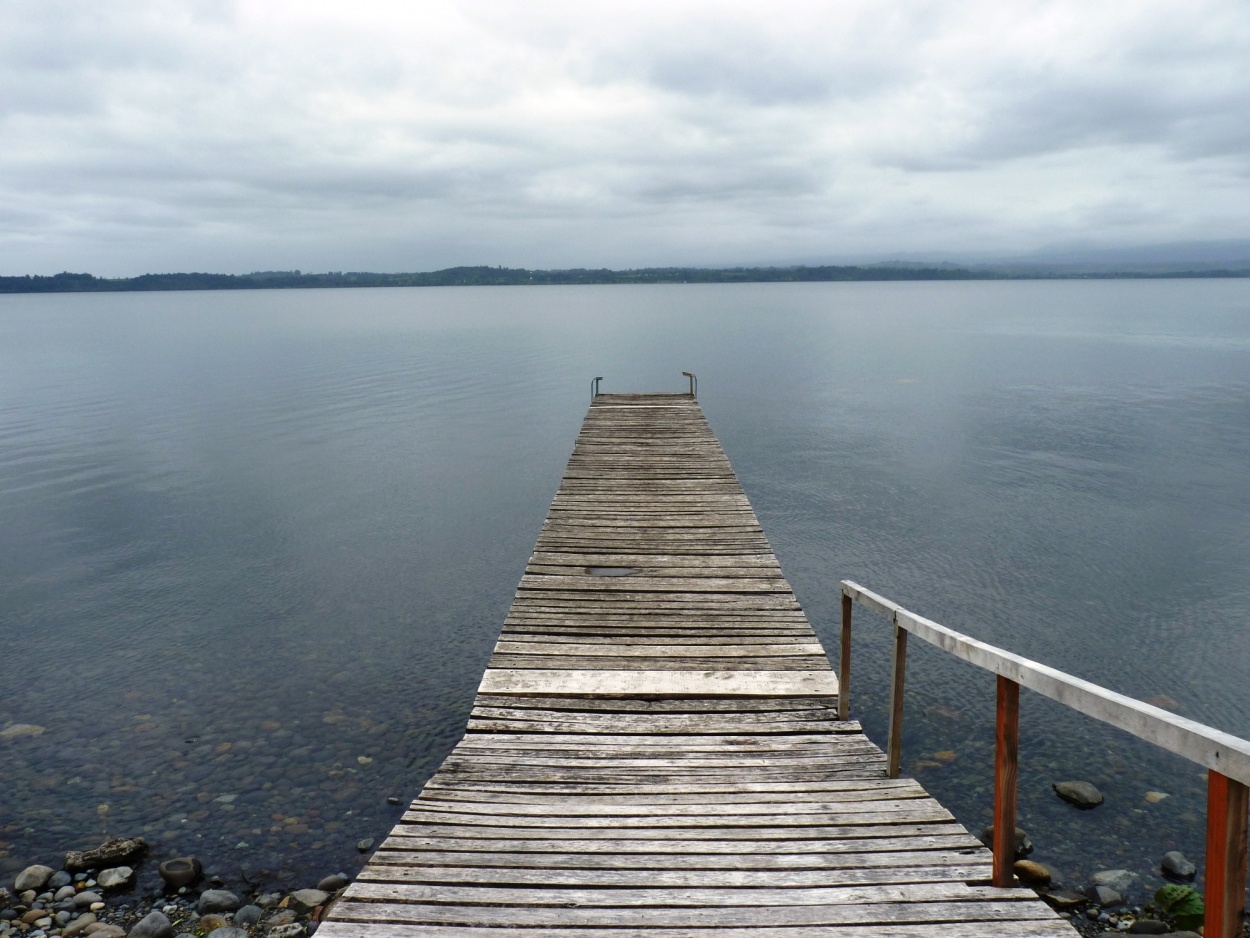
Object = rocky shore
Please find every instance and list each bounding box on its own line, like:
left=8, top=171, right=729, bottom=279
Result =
left=1, top=839, right=351, bottom=938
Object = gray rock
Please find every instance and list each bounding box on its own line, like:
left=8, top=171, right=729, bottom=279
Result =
left=204, top=929, right=247, bottom=938
left=1091, top=869, right=1137, bottom=895
left=96, top=868, right=133, bottom=890
left=196, top=891, right=240, bottom=915
left=1171, top=932, right=1202, bottom=938
left=1161, top=850, right=1196, bottom=881
left=285, top=890, right=329, bottom=914
left=90, top=926, right=126, bottom=938
left=55, top=912, right=71, bottom=926
left=48, top=873, right=72, bottom=890
left=355, top=839, right=374, bottom=853
left=73, top=892, right=102, bottom=908
left=1127, top=920, right=1170, bottom=934
left=14, top=867, right=55, bottom=893
left=255, top=893, right=281, bottom=910
left=978, top=825, right=1034, bottom=858
left=266, top=925, right=305, bottom=938
left=55, top=886, right=77, bottom=902
left=1086, top=884, right=1122, bottom=907
left=233, top=905, right=262, bottom=926
left=128, top=910, right=174, bottom=938
left=315, top=875, right=348, bottom=893
left=1053, top=780, right=1104, bottom=808
left=157, top=859, right=201, bottom=891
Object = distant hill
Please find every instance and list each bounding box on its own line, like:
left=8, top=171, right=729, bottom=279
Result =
left=1, top=262, right=1247, bottom=294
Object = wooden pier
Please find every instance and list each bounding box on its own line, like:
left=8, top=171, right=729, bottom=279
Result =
left=320, top=393, right=1073, bottom=937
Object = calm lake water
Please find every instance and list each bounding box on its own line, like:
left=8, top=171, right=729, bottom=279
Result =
left=2, top=280, right=1249, bottom=899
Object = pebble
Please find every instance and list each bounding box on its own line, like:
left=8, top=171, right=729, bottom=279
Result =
left=88, top=927, right=126, bottom=938
left=267, top=925, right=305, bottom=938
left=55, top=886, right=77, bottom=902
left=73, top=892, right=102, bottom=908
left=1126, top=920, right=1169, bottom=934
left=48, top=873, right=72, bottom=890
left=355, top=839, right=374, bottom=853
left=14, top=867, right=55, bottom=893
left=198, top=915, right=231, bottom=932
left=1143, top=790, right=1169, bottom=804
left=1053, top=780, right=1104, bottom=809
left=1161, top=850, right=1196, bottom=881
left=208, top=929, right=248, bottom=938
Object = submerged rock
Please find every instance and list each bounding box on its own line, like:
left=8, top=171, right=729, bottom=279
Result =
left=1090, top=869, right=1137, bottom=894
left=1053, top=780, right=1104, bottom=808
left=979, top=825, right=1034, bottom=858
left=1161, top=850, right=1196, bottom=881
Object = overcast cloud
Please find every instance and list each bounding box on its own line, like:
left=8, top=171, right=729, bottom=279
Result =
left=2, top=0, right=1249, bottom=275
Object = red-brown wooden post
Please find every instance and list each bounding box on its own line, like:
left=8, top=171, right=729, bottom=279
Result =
left=839, top=592, right=852, bottom=722
left=1204, top=769, right=1249, bottom=938
left=886, top=622, right=907, bottom=779
left=992, top=675, right=1021, bottom=887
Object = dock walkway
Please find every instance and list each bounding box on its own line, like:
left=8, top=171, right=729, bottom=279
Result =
left=321, top=393, right=1073, bottom=936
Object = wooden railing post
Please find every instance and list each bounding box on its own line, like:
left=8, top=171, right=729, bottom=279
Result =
left=1204, top=769, right=1249, bottom=938
left=839, top=591, right=852, bottom=721
left=886, top=619, right=907, bottom=779
left=992, top=675, right=1021, bottom=887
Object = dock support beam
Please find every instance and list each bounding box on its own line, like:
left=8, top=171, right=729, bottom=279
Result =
left=838, top=592, right=852, bottom=722
left=886, top=621, right=907, bottom=778
left=992, top=676, right=1021, bottom=887
left=1204, top=769, right=1248, bottom=938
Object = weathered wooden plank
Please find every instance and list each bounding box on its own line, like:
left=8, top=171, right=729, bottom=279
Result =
left=477, top=669, right=839, bottom=697
left=318, top=921, right=1077, bottom=938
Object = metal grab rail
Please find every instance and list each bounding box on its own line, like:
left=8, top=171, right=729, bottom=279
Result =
left=840, top=579, right=1249, bottom=937
left=590, top=376, right=603, bottom=400
left=682, top=371, right=697, bottom=398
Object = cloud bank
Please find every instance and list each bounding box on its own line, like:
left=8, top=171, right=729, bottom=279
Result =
left=2, top=0, right=1248, bottom=275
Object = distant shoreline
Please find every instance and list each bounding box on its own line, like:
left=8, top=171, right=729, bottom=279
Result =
left=2, top=264, right=1249, bottom=295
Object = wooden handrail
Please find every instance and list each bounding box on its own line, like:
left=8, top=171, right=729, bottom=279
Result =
left=840, top=579, right=1250, bottom=938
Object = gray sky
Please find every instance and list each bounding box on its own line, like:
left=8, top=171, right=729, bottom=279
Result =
left=3, top=0, right=1249, bottom=275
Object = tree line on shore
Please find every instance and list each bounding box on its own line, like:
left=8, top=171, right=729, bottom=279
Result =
left=2, top=264, right=1247, bottom=294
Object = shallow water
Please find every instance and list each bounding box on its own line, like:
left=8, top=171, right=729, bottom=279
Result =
left=1, top=280, right=1248, bottom=899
